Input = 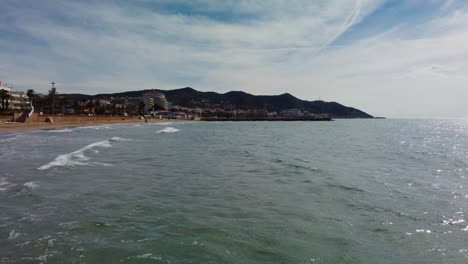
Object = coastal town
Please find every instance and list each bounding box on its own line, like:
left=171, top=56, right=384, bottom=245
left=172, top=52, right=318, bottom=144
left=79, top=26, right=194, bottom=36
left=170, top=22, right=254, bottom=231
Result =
left=0, top=80, right=333, bottom=129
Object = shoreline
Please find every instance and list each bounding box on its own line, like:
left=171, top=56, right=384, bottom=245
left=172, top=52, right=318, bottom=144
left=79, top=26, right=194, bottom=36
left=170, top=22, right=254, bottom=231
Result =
left=0, top=119, right=191, bottom=132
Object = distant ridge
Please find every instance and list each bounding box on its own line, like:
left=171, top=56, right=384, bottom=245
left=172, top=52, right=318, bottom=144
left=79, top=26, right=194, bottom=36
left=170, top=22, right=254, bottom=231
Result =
left=64, top=87, right=373, bottom=118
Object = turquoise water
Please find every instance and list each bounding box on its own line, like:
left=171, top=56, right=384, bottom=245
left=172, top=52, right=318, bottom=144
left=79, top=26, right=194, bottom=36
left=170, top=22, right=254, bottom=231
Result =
left=0, top=120, right=467, bottom=263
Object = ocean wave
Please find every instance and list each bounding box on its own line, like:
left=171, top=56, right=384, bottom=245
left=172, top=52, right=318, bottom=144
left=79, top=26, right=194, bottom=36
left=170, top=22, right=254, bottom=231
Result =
left=156, top=127, right=180, bottom=133
left=148, top=122, right=174, bottom=126
left=287, top=163, right=321, bottom=172
left=108, top=136, right=130, bottom=142
left=23, top=182, right=40, bottom=189
left=416, top=229, right=432, bottom=234
left=38, top=137, right=129, bottom=170
left=294, top=157, right=313, bottom=163
left=0, top=177, right=15, bottom=192
left=92, top=162, right=114, bottom=167
left=126, top=253, right=162, bottom=261
left=8, top=229, right=20, bottom=239
left=271, top=158, right=321, bottom=172
left=48, top=128, right=73, bottom=133
left=0, top=177, right=10, bottom=186
left=0, top=135, right=22, bottom=143
left=0, top=137, right=16, bottom=143
left=328, top=183, right=365, bottom=193
left=77, top=125, right=114, bottom=130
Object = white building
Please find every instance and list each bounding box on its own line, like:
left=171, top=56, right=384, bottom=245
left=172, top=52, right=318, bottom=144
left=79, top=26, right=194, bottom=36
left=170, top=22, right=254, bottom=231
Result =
left=10, top=91, right=30, bottom=111
left=0, top=82, right=30, bottom=111
left=142, top=91, right=169, bottom=113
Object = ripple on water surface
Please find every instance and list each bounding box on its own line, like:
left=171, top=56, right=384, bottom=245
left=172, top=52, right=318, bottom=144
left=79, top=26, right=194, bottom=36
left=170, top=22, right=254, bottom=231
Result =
left=0, top=120, right=468, bottom=263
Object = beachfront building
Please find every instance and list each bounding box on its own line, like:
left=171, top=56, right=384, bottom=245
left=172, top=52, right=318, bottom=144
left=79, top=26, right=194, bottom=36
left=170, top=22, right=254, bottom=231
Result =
left=142, top=91, right=169, bottom=113
left=0, top=86, right=31, bottom=111
left=10, top=91, right=30, bottom=111
left=154, top=110, right=176, bottom=119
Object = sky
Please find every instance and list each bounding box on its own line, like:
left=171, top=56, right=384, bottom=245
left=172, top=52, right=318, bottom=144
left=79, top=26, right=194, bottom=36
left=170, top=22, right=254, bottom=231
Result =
left=1, top=0, right=468, bottom=118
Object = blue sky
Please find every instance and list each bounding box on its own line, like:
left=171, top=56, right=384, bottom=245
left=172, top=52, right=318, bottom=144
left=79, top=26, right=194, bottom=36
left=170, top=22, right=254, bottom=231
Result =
left=1, top=0, right=468, bottom=117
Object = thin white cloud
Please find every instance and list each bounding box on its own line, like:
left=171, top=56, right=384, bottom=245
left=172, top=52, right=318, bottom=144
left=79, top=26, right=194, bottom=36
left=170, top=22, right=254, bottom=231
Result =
left=1, top=0, right=382, bottom=90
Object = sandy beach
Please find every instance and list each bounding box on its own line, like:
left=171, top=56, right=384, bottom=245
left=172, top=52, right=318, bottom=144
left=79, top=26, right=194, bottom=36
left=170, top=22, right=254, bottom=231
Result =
left=0, top=118, right=192, bottom=132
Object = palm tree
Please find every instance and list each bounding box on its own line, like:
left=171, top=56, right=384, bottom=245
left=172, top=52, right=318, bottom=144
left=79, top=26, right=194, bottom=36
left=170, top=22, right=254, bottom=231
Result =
left=48, top=83, right=58, bottom=114
left=26, top=89, right=35, bottom=103
left=0, top=89, right=8, bottom=110
left=4, top=92, right=12, bottom=110
left=26, top=89, right=35, bottom=111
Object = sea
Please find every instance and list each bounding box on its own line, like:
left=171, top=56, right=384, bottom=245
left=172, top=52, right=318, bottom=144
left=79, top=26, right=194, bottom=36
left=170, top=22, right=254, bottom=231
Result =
left=0, top=120, right=467, bottom=263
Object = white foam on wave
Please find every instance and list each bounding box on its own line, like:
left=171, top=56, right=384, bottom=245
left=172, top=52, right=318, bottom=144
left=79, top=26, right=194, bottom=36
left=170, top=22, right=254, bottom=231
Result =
left=0, top=177, right=9, bottom=187
left=8, top=229, right=20, bottom=239
left=23, top=182, right=39, bottom=189
left=92, top=162, right=114, bottom=167
left=148, top=122, right=174, bottom=126
left=416, top=229, right=432, bottom=233
left=156, top=127, right=180, bottom=133
left=48, top=128, right=73, bottom=133
left=127, top=253, right=162, bottom=261
left=109, top=136, right=131, bottom=142
left=38, top=137, right=130, bottom=170
left=441, top=219, right=466, bottom=225
left=0, top=137, right=16, bottom=143
left=77, top=125, right=114, bottom=130
left=0, top=177, right=15, bottom=191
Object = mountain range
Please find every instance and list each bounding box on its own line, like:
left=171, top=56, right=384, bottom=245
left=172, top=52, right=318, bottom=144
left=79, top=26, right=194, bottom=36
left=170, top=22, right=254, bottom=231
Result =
left=64, top=87, right=373, bottom=118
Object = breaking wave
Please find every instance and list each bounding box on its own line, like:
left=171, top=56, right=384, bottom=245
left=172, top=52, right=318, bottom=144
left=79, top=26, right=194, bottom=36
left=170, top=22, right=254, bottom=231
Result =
left=0, top=177, right=15, bottom=192
left=156, top=127, right=180, bottom=133
left=23, top=182, right=40, bottom=189
left=0, top=135, right=22, bottom=143
left=38, top=137, right=129, bottom=170
left=48, top=128, right=73, bottom=133
left=76, top=125, right=114, bottom=130
left=8, top=229, right=20, bottom=239
left=148, top=122, right=174, bottom=126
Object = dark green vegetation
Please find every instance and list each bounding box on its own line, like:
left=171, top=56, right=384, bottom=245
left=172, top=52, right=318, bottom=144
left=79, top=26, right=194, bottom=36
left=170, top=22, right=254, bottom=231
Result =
left=64, top=87, right=373, bottom=118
